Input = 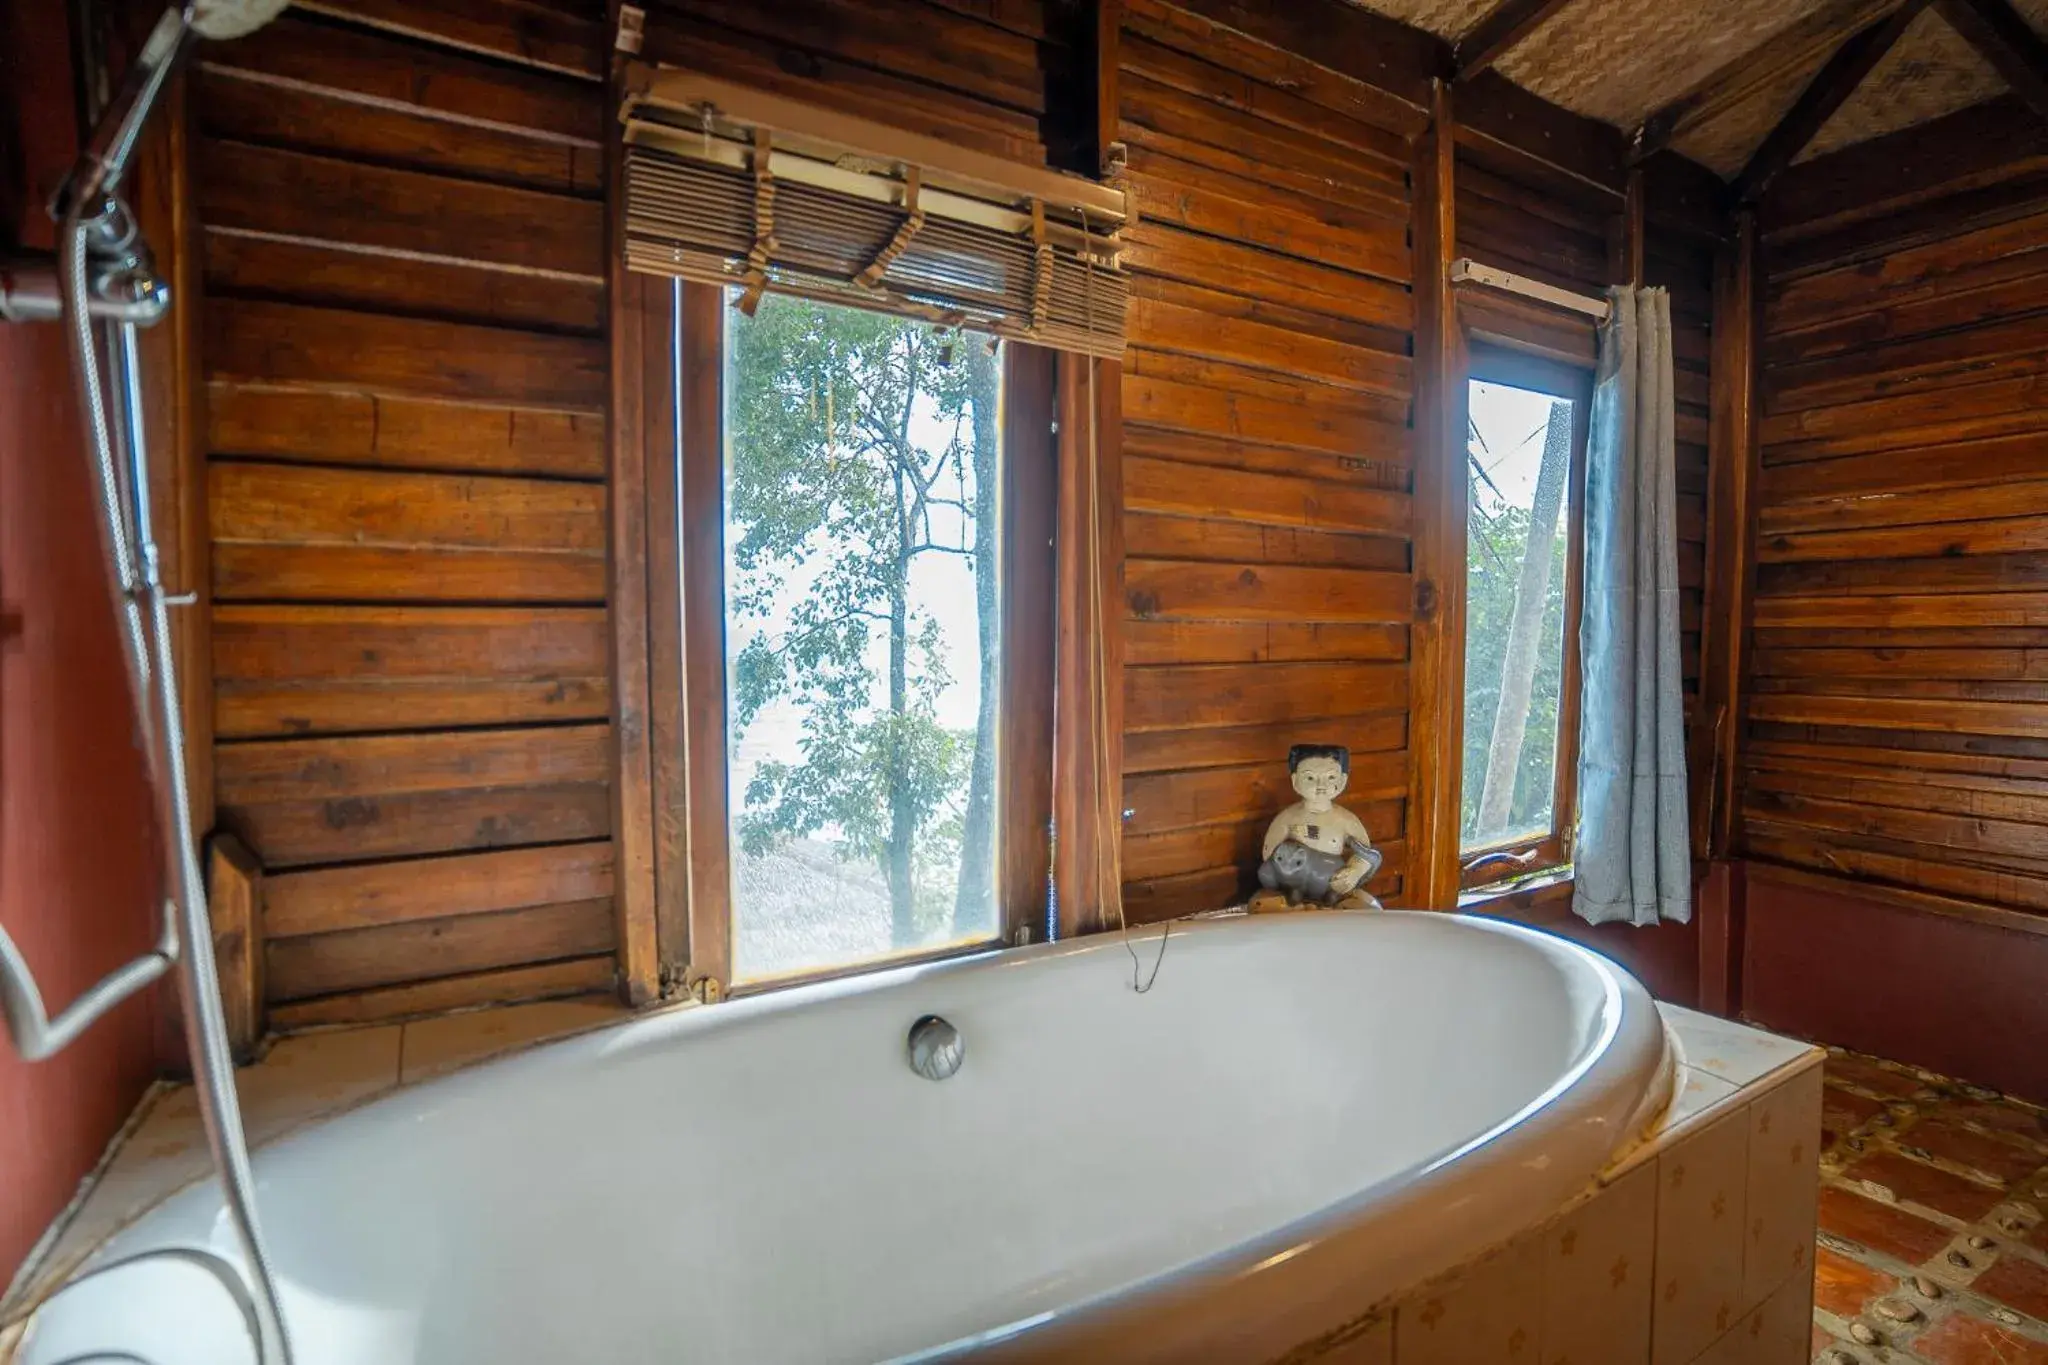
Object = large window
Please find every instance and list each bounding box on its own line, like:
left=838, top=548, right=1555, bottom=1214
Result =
left=1459, top=349, right=1590, bottom=888
left=723, top=297, right=1007, bottom=981
left=655, top=282, right=1057, bottom=997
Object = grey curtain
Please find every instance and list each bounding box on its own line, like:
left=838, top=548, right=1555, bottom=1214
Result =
left=1574, top=286, right=1690, bottom=926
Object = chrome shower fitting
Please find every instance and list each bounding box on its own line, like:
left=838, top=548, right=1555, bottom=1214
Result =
left=0, top=5, right=294, bottom=1362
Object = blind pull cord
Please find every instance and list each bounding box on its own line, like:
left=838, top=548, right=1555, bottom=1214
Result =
left=854, top=166, right=924, bottom=291
left=737, top=127, right=776, bottom=317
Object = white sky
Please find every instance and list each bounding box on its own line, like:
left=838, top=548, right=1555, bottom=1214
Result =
left=1469, top=379, right=1570, bottom=512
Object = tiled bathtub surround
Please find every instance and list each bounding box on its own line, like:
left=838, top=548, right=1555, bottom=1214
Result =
left=1305, top=1006, right=1824, bottom=1365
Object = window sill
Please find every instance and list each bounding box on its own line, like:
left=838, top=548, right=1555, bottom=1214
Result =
left=1458, top=866, right=1574, bottom=915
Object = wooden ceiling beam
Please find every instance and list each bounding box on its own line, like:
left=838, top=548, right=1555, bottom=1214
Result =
left=1733, top=0, right=1930, bottom=202
left=1454, top=0, right=1578, bottom=81
left=1629, top=0, right=1902, bottom=163
left=1936, top=0, right=2048, bottom=121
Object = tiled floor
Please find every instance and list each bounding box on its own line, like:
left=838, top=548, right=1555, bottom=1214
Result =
left=1810, top=1050, right=2048, bottom=1364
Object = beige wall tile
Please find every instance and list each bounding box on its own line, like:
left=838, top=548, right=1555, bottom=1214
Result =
left=1659, top=1007, right=1819, bottom=1092
left=1397, top=1235, right=1543, bottom=1365
left=1651, top=1107, right=1750, bottom=1365
left=3, top=1093, right=206, bottom=1315
left=1742, top=1068, right=1822, bottom=1316
left=400, top=997, right=625, bottom=1084
left=240, top=1024, right=403, bottom=1142
left=1298, top=1312, right=1393, bottom=1364
left=1607, top=1067, right=1743, bottom=1184
left=1690, top=1262, right=1813, bottom=1365
left=1542, top=1162, right=1657, bottom=1365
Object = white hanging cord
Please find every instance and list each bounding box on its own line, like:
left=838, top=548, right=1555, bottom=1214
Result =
left=0, top=10, right=295, bottom=1358
left=1073, top=207, right=1168, bottom=991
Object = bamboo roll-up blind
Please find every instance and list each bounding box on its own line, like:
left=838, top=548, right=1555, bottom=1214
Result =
left=621, top=69, right=1130, bottom=359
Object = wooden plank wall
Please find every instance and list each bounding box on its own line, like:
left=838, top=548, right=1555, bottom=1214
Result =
left=1746, top=97, right=2048, bottom=918
left=193, top=2, right=622, bottom=1026
left=1104, top=11, right=1726, bottom=923
left=180, top=0, right=1742, bottom=1017
left=639, top=0, right=1063, bottom=166
left=1110, top=0, right=1435, bottom=920
left=1645, top=195, right=1717, bottom=708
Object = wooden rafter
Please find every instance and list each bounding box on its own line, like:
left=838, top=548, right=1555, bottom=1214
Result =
left=1733, top=0, right=1931, bottom=202
left=1630, top=0, right=1901, bottom=163
left=1455, top=0, right=1578, bottom=80
left=1936, top=0, right=2048, bottom=121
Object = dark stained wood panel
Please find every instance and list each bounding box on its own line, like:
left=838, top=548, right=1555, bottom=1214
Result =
left=197, top=140, right=605, bottom=276
left=192, top=1, right=629, bottom=1022
left=266, top=842, right=615, bottom=939
left=1111, top=0, right=1422, bottom=918
left=217, top=725, right=612, bottom=867
left=639, top=0, right=1055, bottom=164
left=207, top=383, right=606, bottom=479
left=291, top=0, right=608, bottom=80
left=202, top=15, right=606, bottom=141
left=1746, top=136, right=2048, bottom=924
left=212, top=605, right=610, bottom=738
left=206, top=300, right=608, bottom=410
left=203, top=232, right=606, bottom=336
left=193, top=69, right=603, bottom=197
left=265, top=898, right=617, bottom=1002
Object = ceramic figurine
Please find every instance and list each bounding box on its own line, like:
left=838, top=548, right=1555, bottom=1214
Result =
left=1249, top=744, right=1383, bottom=912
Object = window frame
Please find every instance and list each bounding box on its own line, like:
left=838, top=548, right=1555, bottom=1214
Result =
left=1457, top=343, right=1594, bottom=892
left=652, top=280, right=1059, bottom=999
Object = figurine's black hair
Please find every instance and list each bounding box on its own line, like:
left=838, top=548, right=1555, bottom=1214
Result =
left=1287, top=743, right=1350, bottom=774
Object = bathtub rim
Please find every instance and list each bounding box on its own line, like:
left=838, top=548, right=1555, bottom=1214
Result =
left=22, top=910, right=1672, bottom=1365
left=906, top=911, right=1673, bottom=1362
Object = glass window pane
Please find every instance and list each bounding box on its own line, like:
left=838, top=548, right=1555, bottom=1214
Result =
left=723, top=296, right=1004, bottom=981
left=1461, top=378, right=1575, bottom=855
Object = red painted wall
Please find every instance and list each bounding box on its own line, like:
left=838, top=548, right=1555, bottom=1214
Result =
left=1474, top=881, right=1702, bottom=1009
left=0, top=0, right=165, bottom=1287
left=1740, top=867, right=2048, bottom=1106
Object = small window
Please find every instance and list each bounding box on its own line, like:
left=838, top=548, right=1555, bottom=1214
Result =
left=1460, top=349, right=1590, bottom=888
left=723, top=296, right=1007, bottom=981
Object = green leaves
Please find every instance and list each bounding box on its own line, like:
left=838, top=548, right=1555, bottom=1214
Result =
left=725, top=294, right=997, bottom=943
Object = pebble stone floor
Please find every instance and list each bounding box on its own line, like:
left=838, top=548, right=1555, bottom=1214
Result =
left=1810, top=1049, right=2048, bottom=1363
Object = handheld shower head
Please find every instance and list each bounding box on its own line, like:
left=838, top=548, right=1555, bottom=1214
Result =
left=189, top=0, right=292, bottom=40
left=57, top=0, right=291, bottom=214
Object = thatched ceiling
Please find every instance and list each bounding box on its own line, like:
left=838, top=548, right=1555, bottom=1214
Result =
left=1347, top=0, right=2048, bottom=177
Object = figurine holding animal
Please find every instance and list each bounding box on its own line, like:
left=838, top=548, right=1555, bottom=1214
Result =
left=1249, top=744, right=1383, bottom=912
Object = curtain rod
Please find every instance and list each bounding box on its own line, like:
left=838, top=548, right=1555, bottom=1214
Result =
left=1450, top=258, right=1611, bottom=321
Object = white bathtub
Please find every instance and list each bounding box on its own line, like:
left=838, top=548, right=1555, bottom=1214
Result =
left=21, top=911, right=1671, bottom=1365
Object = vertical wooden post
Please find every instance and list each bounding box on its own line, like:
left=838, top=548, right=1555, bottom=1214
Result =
left=677, top=282, right=733, bottom=996
left=1052, top=354, right=1127, bottom=939
left=642, top=279, right=690, bottom=985
left=205, top=832, right=262, bottom=1062
left=1700, top=211, right=1759, bottom=860
left=1096, top=362, right=1126, bottom=918
left=1620, top=166, right=1646, bottom=287
left=1001, top=347, right=1058, bottom=941
left=1696, top=209, right=1759, bottom=1016
left=1407, top=80, right=1467, bottom=909
left=607, top=37, right=659, bottom=1006
left=1095, top=0, right=1123, bottom=176
left=1696, top=858, right=1747, bottom=1017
